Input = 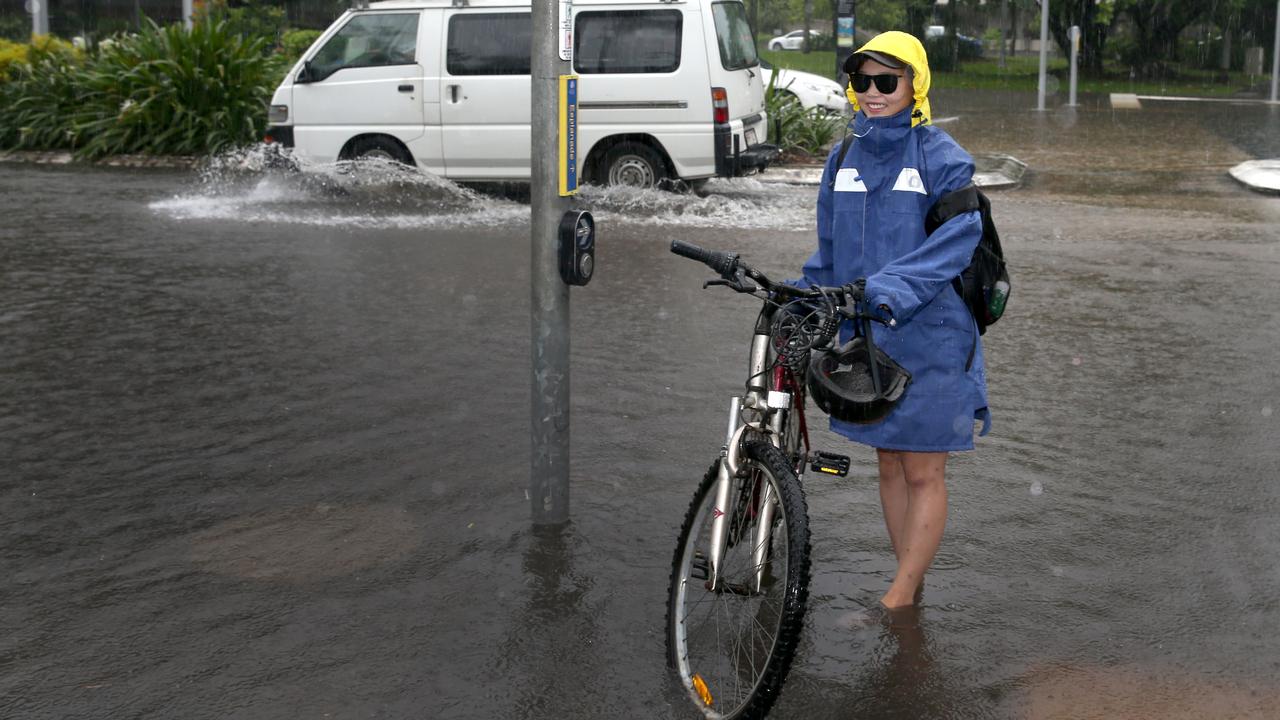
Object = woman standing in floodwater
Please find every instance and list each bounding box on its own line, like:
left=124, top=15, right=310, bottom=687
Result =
left=798, top=31, right=990, bottom=612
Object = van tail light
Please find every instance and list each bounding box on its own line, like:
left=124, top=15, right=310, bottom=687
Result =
left=711, top=87, right=729, bottom=124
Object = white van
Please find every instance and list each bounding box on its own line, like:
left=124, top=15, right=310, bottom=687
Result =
left=264, top=0, right=779, bottom=187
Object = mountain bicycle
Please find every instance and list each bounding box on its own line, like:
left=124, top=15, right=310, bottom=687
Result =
left=665, top=240, right=889, bottom=720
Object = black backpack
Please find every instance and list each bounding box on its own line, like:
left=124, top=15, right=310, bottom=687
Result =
left=924, top=184, right=1010, bottom=336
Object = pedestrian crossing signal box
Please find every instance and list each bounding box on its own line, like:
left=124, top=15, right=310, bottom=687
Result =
left=559, top=210, right=595, bottom=286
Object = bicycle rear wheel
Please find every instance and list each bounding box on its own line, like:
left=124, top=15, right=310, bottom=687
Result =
left=666, top=440, right=811, bottom=719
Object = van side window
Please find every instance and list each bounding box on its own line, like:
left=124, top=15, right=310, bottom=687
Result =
left=308, top=13, right=420, bottom=81
left=447, top=13, right=532, bottom=75
left=574, top=10, right=682, bottom=74
left=710, top=2, right=758, bottom=71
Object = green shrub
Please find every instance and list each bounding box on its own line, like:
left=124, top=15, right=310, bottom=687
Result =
left=72, top=19, right=286, bottom=157
left=1, top=35, right=80, bottom=79
left=279, top=29, right=321, bottom=66
left=194, top=0, right=287, bottom=51
left=2, top=37, right=86, bottom=150
left=925, top=37, right=958, bottom=72
left=0, top=15, right=28, bottom=42
left=765, top=68, right=845, bottom=156
left=0, top=20, right=286, bottom=158
left=0, top=38, right=29, bottom=77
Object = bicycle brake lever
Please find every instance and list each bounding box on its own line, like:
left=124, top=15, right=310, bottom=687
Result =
left=704, top=278, right=758, bottom=293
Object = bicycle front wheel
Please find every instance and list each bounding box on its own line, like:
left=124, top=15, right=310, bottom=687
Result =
left=666, top=440, right=811, bottom=719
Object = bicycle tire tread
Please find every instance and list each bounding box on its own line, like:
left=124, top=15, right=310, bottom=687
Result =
left=665, top=441, right=812, bottom=720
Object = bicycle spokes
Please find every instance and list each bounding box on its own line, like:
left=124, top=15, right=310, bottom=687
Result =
left=668, top=442, right=809, bottom=719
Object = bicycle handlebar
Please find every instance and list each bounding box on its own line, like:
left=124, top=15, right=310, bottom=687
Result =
left=668, top=239, right=864, bottom=304
left=670, top=240, right=740, bottom=279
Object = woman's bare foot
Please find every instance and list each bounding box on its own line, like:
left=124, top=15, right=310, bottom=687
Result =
left=880, top=592, right=915, bottom=609
left=881, top=579, right=925, bottom=609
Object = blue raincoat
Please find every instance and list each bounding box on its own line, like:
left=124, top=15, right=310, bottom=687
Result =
left=801, top=106, right=991, bottom=451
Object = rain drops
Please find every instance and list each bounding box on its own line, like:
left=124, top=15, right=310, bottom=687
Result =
left=1029, top=480, right=1044, bottom=497
left=1071, top=356, right=1084, bottom=366
left=1263, top=406, right=1273, bottom=418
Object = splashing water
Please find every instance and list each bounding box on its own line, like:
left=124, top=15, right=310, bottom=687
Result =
left=150, top=145, right=819, bottom=231
left=577, top=176, right=816, bottom=229
left=151, top=145, right=527, bottom=229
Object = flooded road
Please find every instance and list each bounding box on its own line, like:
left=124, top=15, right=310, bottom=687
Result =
left=3, top=93, right=1280, bottom=719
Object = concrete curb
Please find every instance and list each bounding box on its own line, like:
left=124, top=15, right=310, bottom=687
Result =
left=757, top=165, right=825, bottom=185
left=1228, top=160, right=1280, bottom=195
left=0, top=150, right=198, bottom=169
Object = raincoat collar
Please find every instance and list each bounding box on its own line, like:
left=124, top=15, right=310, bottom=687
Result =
left=845, top=31, right=932, bottom=127
left=849, top=105, right=915, bottom=158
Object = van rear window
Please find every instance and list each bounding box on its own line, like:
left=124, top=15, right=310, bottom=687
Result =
left=447, top=13, right=532, bottom=76
left=711, top=2, right=758, bottom=71
left=574, top=10, right=682, bottom=75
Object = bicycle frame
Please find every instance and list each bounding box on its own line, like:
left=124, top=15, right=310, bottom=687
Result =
left=706, top=302, right=809, bottom=593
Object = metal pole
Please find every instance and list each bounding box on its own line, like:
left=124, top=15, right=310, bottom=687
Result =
left=30, top=0, right=49, bottom=36
left=835, top=0, right=855, bottom=81
left=530, top=0, right=572, bottom=525
left=1068, top=25, right=1079, bottom=106
left=184, top=0, right=194, bottom=30
left=1037, top=0, right=1050, bottom=111
left=1271, top=0, right=1280, bottom=103
left=999, top=0, right=1008, bottom=69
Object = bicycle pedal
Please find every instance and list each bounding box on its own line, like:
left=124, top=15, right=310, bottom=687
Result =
left=809, top=451, right=850, bottom=477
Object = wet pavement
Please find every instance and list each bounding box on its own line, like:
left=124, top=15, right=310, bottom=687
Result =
left=3, top=90, right=1280, bottom=719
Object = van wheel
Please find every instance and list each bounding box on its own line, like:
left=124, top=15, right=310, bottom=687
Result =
left=603, top=143, right=667, bottom=189
left=347, top=136, right=414, bottom=166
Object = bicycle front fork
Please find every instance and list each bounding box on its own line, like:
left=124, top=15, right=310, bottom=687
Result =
left=707, top=395, right=779, bottom=595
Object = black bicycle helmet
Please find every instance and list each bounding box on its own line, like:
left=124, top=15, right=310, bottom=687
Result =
left=807, top=336, right=911, bottom=425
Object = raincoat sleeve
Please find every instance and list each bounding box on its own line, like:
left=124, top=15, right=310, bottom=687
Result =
left=797, top=146, right=842, bottom=288
left=865, top=135, right=981, bottom=323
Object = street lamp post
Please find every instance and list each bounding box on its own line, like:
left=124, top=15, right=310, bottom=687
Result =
left=30, top=0, right=49, bottom=36
left=1068, top=25, right=1080, bottom=106
left=1037, top=0, right=1050, bottom=111
left=1271, top=0, right=1279, bottom=103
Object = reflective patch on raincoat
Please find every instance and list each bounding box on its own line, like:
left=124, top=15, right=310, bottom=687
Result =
left=801, top=105, right=990, bottom=451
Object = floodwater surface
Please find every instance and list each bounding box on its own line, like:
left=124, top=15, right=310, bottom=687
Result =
left=3, top=92, right=1280, bottom=719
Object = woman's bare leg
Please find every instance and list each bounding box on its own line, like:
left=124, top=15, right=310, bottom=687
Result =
left=877, top=450, right=909, bottom=562
left=877, top=450, right=949, bottom=609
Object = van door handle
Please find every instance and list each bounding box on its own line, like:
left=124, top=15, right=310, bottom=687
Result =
left=448, top=84, right=459, bottom=103
left=397, top=84, right=414, bottom=92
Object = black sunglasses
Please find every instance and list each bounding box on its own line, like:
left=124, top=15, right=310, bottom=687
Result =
left=850, top=72, right=903, bottom=94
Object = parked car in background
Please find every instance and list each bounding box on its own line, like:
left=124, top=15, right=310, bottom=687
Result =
left=767, top=29, right=823, bottom=51
left=924, top=25, right=984, bottom=58
left=759, top=59, right=847, bottom=115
